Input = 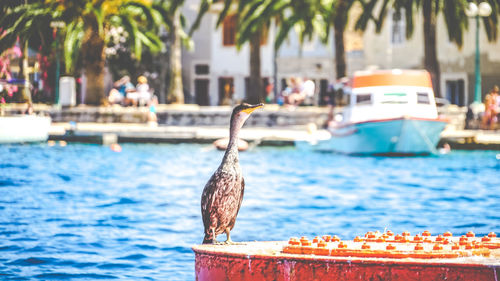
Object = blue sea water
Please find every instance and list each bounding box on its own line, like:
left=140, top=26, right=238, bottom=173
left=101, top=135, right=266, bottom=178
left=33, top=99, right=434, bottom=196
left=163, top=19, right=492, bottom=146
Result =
left=0, top=143, right=499, bottom=280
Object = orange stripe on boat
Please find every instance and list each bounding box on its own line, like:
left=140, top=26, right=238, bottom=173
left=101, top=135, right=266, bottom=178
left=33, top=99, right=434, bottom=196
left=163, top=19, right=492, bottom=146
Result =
left=353, top=70, right=433, bottom=88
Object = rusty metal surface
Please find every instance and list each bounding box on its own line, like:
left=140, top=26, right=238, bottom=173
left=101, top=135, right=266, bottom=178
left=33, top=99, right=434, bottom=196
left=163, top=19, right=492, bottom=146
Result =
left=193, top=239, right=500, bottom=281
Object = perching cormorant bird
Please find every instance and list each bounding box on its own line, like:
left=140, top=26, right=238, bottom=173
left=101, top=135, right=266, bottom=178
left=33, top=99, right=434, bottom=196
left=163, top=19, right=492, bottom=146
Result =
left=201, top=103, right=263, bottom=244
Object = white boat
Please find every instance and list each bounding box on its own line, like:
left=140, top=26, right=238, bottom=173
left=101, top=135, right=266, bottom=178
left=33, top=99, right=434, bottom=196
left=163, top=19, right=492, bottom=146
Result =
left=298, top=69, right=447, bottom=155
left=0, top=115, right=51, bottom=143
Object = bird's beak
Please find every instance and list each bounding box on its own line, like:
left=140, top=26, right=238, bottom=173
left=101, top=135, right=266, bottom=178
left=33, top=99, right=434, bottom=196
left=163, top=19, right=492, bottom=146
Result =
left=242, top=103, right=264, bottom=114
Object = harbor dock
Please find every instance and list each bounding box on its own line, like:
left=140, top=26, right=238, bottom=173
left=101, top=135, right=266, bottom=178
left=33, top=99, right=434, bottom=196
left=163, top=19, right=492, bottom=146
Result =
left=48, top=121, right=500, bottom=150
left=5, top=103, right=500, bottom=149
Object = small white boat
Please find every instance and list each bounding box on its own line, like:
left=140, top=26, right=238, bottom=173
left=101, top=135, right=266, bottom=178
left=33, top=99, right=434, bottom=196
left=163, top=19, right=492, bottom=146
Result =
left=298, top=69, right=447, bottom=156
left=0, top=115, right=52, bottom=143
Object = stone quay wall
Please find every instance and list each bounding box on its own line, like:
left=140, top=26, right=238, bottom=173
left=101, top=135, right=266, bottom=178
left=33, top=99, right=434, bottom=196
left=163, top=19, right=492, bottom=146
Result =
left=45, top=105, right=331, bottom=127
left=6, top=104, right=466, bottom=129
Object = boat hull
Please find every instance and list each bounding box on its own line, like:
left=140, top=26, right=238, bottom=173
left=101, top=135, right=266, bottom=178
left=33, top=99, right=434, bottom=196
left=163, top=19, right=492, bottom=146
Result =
left=302, top=118, right=447, bottom=156
left=0, top=115, right=52, bottom=143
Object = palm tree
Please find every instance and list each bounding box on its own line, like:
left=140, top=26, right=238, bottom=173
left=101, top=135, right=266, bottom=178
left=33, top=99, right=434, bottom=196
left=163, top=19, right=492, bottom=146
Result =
left=238, top=0, right=359, bottom=86
left=60, top=0, right=163, bottom=104
left=319, top=0, right=358, bottom=79
left=356, top=0, right=499, bottom=97
left=1, top=0, right=163, bottom=105
left=0, top=0, right=56, bottom=103
left=153, top=0, right=191, bottom=104
left=190, top=0, right=273, bottom=104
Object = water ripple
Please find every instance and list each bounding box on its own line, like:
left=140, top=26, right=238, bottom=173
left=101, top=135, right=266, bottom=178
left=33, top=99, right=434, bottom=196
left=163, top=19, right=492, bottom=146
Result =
left=34, top=273, right=118, bottom=279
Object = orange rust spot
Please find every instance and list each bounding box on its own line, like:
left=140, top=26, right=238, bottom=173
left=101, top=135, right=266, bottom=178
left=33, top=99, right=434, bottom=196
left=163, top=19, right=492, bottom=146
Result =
left=322, top=235, right=331, bottom=242
left=338, top=242, right=348, bottom=249
left=459, top=236, right=468, bottom=245
left=317, top=240, right=327, bottom=248
left=300, top=237, right=311, bottom=247
left=414, top=244, right=424, bottom=251
left=433, top=244, right=443, bottom=251
left=443, top=231, right=453, bottom=237
left=466, top=231, right=475, bottom=238
left=422, top=230, right=431, bottom=237
left=488, top=232, right=496, bottom=238
left=365, top=232, right=375, bottom=239
left=402, top=231, right=411, bottom=237
left=483, top=243, right=500, bottom=249
left=361, top=243, right=370, bottom=249
left=386, top=244, right=396, bottom=250
left=413, top=235, right=423, bottom=242
left=331, top=235, right=341, bottom=242
left=313, top=246, right=330, bottom=256
left=354, top=236, right=363, bottom=242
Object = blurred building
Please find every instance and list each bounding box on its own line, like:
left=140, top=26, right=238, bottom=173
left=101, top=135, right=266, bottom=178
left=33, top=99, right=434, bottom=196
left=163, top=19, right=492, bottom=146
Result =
left=182, top=0, right=358, bottom=106
left=361, top=7, right=500, bottom=106
left=182, top=0, right=272, bottom=106
left=182, top=1, right=500, bottom=106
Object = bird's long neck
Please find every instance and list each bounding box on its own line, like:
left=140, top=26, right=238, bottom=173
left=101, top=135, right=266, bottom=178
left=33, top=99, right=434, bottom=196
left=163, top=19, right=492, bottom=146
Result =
left=222, top=118, right=242, bottom=164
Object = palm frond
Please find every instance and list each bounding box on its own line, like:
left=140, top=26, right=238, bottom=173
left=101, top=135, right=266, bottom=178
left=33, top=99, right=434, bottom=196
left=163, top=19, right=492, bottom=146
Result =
left=63, top=20, right=84, bottom=73
left=216, top=0, right=234, bottom=27
left=354, top=0, right=379, bottom=31
left=123, top=1, right=156, bottom=30
left=189, top=0, right=212, bottom=35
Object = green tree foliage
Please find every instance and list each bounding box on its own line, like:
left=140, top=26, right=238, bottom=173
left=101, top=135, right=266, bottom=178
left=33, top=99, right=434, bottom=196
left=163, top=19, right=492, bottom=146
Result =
left=0, top=0, right=163, bottom=105
left=356, top=0, right=500, bottom=97
left=153, top=0, right=191, bottom=104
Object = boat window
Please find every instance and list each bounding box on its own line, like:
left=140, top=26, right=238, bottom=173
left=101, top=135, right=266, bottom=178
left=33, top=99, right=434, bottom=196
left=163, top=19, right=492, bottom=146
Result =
left=417, top=92, right=430, bottom=104
left=381, top=93, right=407, bottom=104
left=356, top=94, right=372, bottom=105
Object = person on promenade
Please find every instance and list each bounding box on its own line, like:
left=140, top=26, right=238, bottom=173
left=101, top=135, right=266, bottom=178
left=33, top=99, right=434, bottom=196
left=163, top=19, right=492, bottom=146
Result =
left=495, top=85, right=500, bottom=126
left=108, top=75, right=135, bottom=105
left=136, top=75, right=152, bottom=106
left=283, top=77, right=315, bottom=108
left=481, top=85, right=499, bottom=130
left=147, top=95, right=158, bottom=127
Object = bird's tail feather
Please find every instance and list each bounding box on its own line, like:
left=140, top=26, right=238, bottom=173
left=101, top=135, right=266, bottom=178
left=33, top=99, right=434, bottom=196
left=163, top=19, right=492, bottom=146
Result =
left=202, top=235, right=213, bottom=244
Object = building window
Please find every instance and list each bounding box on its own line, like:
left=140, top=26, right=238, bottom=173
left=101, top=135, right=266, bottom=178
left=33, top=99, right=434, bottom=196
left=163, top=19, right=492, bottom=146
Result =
left=218, top=77, right=234, bottom=105
left=195, top=79, right=210, bottom=106
left=195, top=64, right=209, bottom=75
left=391, top=10, right=405, bottom=45
left=223, top=15, right=237, bottom=46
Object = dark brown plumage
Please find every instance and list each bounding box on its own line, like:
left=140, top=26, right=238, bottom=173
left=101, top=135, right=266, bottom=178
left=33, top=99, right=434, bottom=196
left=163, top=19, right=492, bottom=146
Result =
left=201, top=103, right=263, bottom=244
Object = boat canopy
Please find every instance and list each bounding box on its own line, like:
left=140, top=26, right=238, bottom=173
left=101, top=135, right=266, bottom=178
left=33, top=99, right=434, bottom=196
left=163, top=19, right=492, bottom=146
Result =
left=344, top=70, right=439, bottom=123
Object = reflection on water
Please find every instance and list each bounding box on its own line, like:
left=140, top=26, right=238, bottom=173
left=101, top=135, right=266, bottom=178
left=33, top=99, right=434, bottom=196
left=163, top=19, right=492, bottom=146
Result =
left=0, top=143, right=499, bottom=280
